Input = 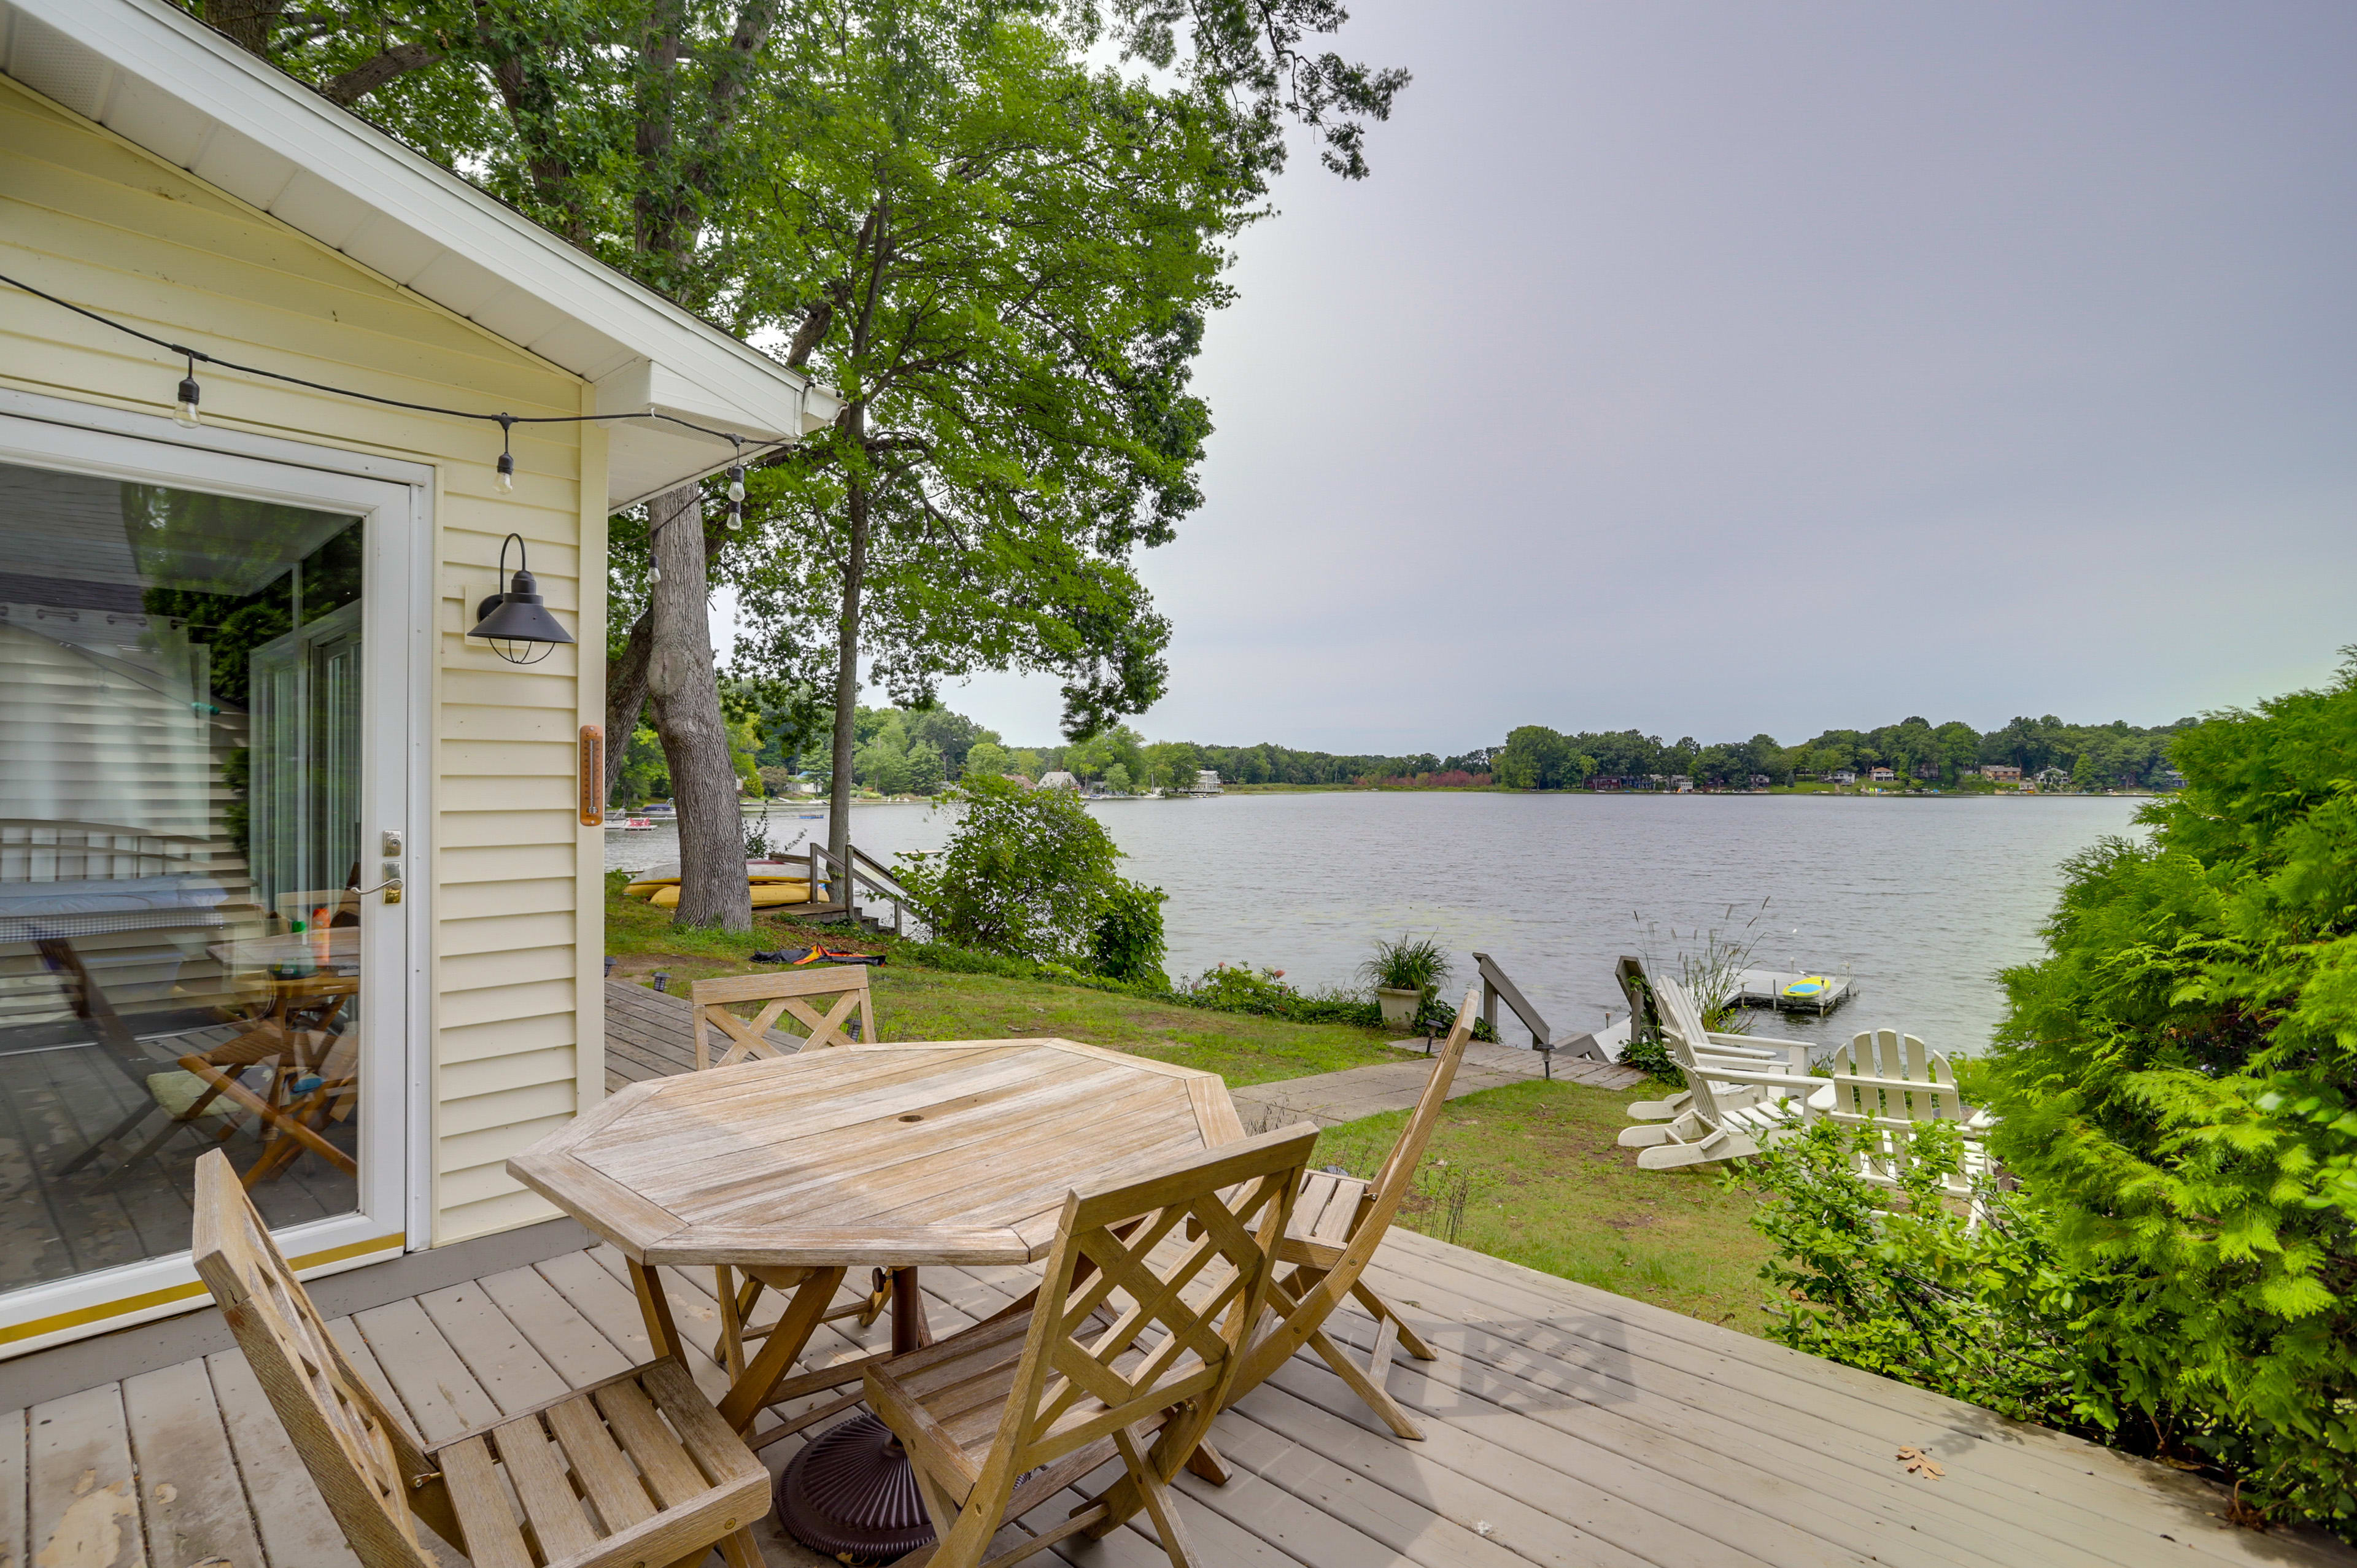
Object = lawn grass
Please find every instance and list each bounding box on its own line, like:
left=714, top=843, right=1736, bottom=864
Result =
left=1312, top=1077, right=1778, bottom=1334
left=604, top=873, right=1414, bottom=1087
left=607, top=873, right=1776, bottom=1329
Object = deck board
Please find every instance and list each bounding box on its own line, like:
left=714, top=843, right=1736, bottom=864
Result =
left=6, top=1002, right=2353, bottom=1568
left=123, top=1356, right=268, bottom=1568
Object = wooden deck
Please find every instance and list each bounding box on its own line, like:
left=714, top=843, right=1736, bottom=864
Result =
left=5, top=985, right=2351, bottom=1568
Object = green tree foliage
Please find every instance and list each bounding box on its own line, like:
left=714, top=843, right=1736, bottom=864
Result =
left=963, top=741, right=1016, bottom=780
left=1492, top=725, right=1594, bottom=790
left=894, top=774, right=1164, bottom=975
left=1124, top=712, right=2188, bottom=793
left=1063, top=725, right=1147, bottom=784
left=1985, top=654, right=2357, bottom=1527
left=613, top=724, right=670, bottom=808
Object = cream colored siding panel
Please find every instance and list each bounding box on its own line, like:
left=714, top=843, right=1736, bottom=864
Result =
left=441, top=665, right=581, bottom=708
left=436, top=1112, right=575, bottom=1178
left=439, top=949, right=575, bottom=999
left=428, top=873, right=576, bottom=917
left=439, top=1164, right=540, bottom=1211
left=0, top=71, right=607, bottom=1256
left=437, top=1184, right=562, bottom=1245
left=439, top=910, right=576, bottom=958
left=441, top=708, right=580, bottom=745
left=439, top=1059, right=581, bottom=1116
left=438, top=1011, right=575, bottom=1067
left=437, top=978, right=577, bottom=1032
left=433, top=741, right=575, bottom=776
left=438, top=808, right=578, bottom=849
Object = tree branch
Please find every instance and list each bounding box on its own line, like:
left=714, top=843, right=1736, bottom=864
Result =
left=323, top=41, right=444, bottom=105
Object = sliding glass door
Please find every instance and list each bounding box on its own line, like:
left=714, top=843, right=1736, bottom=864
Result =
left=0, top=411, right=416, bottom=1348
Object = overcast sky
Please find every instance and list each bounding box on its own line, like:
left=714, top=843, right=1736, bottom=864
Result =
left=761, top=1, right=2357, bottom=754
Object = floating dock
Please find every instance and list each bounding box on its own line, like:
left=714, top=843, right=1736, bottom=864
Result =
left=1735, top=968, right=1856, bottom=1016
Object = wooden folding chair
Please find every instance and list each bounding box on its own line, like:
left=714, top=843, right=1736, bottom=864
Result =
left=689, top=965, right=875, bottom=1067
left=859, top=1123, right=1316, bottom=1568
left=190, top=1149, right=770, bottom=1568
left=1186, top=987, right=1477, bottom=1478
left=688, top=967, right=891, bottom=1377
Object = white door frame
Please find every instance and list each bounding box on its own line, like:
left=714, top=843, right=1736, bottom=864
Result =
left=0, top=390, right=432, bottom=1356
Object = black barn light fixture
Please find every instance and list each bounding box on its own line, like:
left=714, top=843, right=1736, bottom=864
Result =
left=471, top=531, right=575, bottom=665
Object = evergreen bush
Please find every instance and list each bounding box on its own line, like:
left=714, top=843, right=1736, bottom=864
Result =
left=1985, top=650, right=2357, bottom=1528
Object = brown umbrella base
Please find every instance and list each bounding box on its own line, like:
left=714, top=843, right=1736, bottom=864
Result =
left=776, top=1410, right=935, bottom=1563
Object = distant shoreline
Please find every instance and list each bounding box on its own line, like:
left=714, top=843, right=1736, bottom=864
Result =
left=1212, top=782, right=2158, bottom=800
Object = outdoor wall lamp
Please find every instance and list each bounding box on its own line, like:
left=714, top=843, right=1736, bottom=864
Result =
left=471, top=531, right=575, bottom=665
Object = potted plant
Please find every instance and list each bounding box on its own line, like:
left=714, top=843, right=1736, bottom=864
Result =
left=1359, top=933, right=1453, bottom=1029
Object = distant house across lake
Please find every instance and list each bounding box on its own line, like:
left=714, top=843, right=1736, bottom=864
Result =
left=1870, top=767, right=1897, bottom=782
left=1981, top=764, right=2024, bottom=782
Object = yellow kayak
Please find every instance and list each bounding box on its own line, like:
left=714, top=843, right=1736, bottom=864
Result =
left=625, top=862, right=819, bottom=902
left=644, top=879, right=816, bottom=909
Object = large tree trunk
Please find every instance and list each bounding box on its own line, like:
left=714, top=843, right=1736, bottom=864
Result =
left=643, top=483, right=751, bottom=930
left=605, top=608, right=654, bottom=804
left=825, top=467, right=870, bottom=882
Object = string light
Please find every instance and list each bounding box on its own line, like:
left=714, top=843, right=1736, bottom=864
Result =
left=174, top=352, right=201, bottom=428
left=495, top=414, right=516, bottom=493
left=1, top=269, right=802, bottom=505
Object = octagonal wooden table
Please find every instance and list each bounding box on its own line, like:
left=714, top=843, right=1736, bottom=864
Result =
left=506, top=1037, right=1249, bottom=1434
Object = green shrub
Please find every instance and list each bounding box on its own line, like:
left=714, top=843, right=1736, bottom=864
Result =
left=1091, top=879, right=1170, bottom=988
left=894, top=774, right=1164, bottom=979
left=1983, top=652, right=2357, bottom=1529
left=1738, top=1120, right=2086, bottom=1427
left=1617, top=1026, right=1682, bottom=1086
left=1174, top=964, right=1385, bottom=1027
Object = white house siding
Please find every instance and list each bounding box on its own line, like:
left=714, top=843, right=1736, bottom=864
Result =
left=0, top=75, right=605, bottom=1248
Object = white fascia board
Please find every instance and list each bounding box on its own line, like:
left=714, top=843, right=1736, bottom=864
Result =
left=5, top=0, right=835, bottom=492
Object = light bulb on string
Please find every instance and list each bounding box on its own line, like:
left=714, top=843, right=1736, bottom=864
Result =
left=174, top=353, right=201, bottom=428
left=494, top=415, right=516, bottom=493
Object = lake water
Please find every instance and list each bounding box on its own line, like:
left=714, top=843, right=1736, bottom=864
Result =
left=609, top=791, right=2146, bottom=1056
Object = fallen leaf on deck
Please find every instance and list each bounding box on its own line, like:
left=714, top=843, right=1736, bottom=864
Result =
left=1896, top=1445, right=1946, bottom=1480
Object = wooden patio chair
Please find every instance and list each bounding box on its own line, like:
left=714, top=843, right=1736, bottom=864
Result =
left=1617, top=956, right=1813, bottom=1125
left=191, top=1149, right=770, bottom=1568
left=689, top=965, right=875, bottom=1067
left=1185, top=987, right=1479, bottom=1480
left=859, top=1122, right=1317, bottom=1568
left=1817, top=1028, right=1997, bottom=1202
left=1615, top=975, right=1824, bottom=1170
left=688, top=966, right=890, bottom=1376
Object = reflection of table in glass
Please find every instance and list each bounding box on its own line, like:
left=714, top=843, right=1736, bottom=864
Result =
left=193, top=930, right=363, bottom=1186
left=64, top=930, right=365, bottom=1186
left=508, top=1038, right=1248, bottom=1561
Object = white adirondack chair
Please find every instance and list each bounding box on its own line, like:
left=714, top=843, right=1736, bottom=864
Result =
left=1811, top=1028, right=1997, bottom=1201
left=1617, top=976, right=1825, bottom=1170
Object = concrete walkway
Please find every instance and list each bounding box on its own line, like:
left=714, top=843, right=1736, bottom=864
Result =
left=1232, top=1038, right=1646, bottom=1131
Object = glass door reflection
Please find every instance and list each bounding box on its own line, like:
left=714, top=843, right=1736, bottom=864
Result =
left=0, top=462, right=369, bottom=1294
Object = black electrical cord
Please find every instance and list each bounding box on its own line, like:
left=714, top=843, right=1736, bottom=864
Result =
left=0, top=268, right=810, bottom=475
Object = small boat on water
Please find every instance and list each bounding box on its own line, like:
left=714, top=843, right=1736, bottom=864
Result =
left=605, top=816, right=656, bottom=832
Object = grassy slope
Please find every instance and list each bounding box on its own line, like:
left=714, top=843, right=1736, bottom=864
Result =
left=1312, top=1078, right=1775, bottom=1332
left=604, top=876, right=1413, bottom=1087
left=606, top=875, right=1774, bottom=1329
